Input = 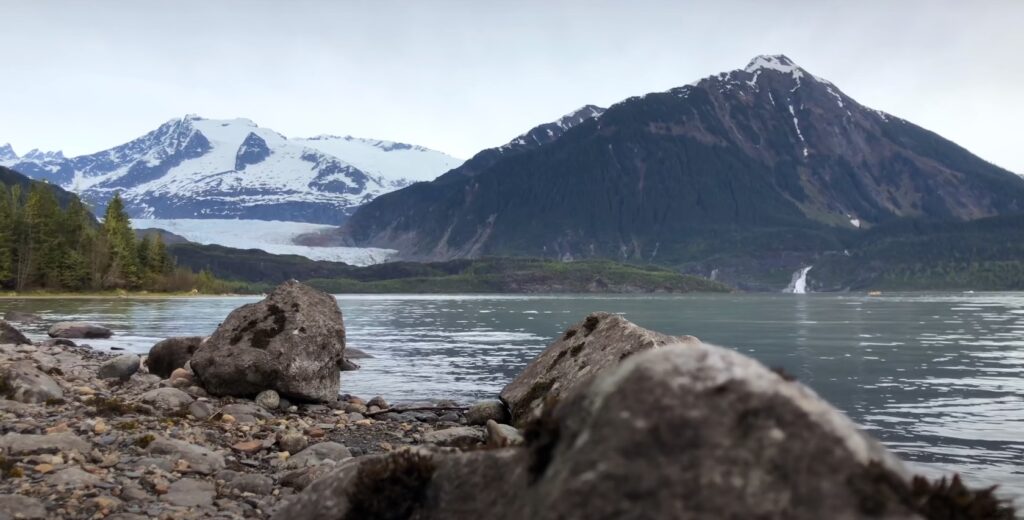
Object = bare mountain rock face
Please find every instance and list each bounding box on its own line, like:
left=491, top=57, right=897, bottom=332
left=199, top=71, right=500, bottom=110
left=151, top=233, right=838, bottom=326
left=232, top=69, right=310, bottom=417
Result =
left=500, top=312, right=697, bottom=426
left=275, top=315, right=1013, bottom=519
left=191, top=280, right=346, bottom=402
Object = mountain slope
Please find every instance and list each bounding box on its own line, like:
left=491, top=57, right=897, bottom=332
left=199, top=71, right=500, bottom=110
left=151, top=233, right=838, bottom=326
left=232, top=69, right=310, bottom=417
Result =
left=2, top=116, right=463, bottom=224
left=343, top=55, right=1024, bottom=269
left=0, top=165, right=85, bottom=210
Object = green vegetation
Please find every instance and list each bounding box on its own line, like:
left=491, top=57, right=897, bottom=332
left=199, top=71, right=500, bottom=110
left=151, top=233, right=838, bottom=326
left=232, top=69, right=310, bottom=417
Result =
left=306, top=258, right=730, bottom=294
left=0, top=179, right=244, bottom=294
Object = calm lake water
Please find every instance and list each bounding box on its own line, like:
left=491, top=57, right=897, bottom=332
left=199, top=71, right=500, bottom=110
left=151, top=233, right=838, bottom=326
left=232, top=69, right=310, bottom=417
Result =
left=2, top=292, right=1022, bottom=502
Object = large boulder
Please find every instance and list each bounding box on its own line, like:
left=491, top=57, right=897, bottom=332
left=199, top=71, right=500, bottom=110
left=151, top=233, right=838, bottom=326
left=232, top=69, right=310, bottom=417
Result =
left=47, top=321, right=112, bottom=339
left=276, top=329, right=1010, bottom=519
left=0, top=361, right=63, bottom=403
left=500, top=311, right=696, bottom=426
left=191, top=280, right=346, bottom=402
left=145, top=336, right=204, bottom=378
left=0, top=320, right=31, bottom=345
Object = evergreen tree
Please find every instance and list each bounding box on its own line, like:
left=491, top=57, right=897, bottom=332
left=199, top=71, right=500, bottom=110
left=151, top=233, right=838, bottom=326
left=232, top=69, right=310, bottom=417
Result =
left=0, top=186, right=14, bottom=286
left=102, top=193, right=140, bottom=289
left=23, top=184, right=62, bottom=288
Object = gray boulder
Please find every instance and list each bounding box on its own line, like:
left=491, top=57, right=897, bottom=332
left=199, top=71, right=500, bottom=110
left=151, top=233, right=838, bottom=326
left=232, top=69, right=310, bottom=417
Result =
left=3, top=311, right=40, bottom=323
left=161, top=478, right=216, bottom=507
left=500, top=311, right=696, bottom=426
left=191, top=280, right=346, bottom=402
left=0, top=320, right=31, bottom=345
left=97, top=353, right=140, bottom=380
left=0, top=361, right=63, bottom=403
left=145, top=336, right=203, bottom=378
left=0, top=432, right=91, bottom=455
left=47, top=321, right=112, bottom=339
left=285, top=441, right=352, bottom=469
left=276, top=329, right=979, bottom=520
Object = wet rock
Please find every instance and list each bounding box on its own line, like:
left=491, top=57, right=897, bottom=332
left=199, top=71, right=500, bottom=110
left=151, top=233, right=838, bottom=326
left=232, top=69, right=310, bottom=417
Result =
left=40, top=338, right=77, bottom=348
left=161, top=478, right=215, bottom=507
left=340, top=357, right=360, bottom=371
left=0, top=494, right=48, bottom=519
left=500, top=311, right=697, bottom=426
left=285, top=441, right=351, bottom=469
left=345, top=347, right=373, bottom=359
left=146, top=436, right=225, bottom=475
left=3, top=311, right=40, bottom=323
left=146, top=336, right=203, bottom=378
left=367, top=395, right=388, bottom=409
left=191, top=280, right=347, bottom=402
left=47, top=321, right=112, bottom=339
left=255, top=389, right=280, bottom=410
left=0, top=432, right=91, bottom=455
left=465, top=400, right=509, bottom=426
left=485, top=420, right=524, bottom=448
left=0, top=361, right=63, bottom=403
left=0, top=320, right=31, bottom=345
left=139, top=387, right=194, bottom=409
left=97, top=353, right=140, bottom=381
left=422, top=426, right=485, bottom=449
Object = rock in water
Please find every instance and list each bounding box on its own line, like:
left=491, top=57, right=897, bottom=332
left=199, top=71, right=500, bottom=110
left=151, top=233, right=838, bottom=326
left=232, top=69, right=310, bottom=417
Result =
left=47, top=321, right=113, bottom=339
left=276, top=334, right=957, bottom=519
left=97, top=354, right=140, bottom=380
left=146, top=336, right=204, bottom=378
left=499, top=312, right=696, bottom=426
left=0, top=361, right=63, bottom=403
left=0, top=320, right=31, bottom=345
left=3, top=311, right=40, bottom=323
left=191, top=280, right=346, bottom=402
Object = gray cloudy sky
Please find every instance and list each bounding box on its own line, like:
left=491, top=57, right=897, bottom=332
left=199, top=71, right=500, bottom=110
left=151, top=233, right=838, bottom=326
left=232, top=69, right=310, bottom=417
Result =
left=1, top=0, right=1022, bottom=172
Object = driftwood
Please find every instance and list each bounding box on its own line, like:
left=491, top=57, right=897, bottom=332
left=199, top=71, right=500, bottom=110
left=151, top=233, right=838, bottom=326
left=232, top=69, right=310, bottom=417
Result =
left=365, top=405, right=468, bottom=417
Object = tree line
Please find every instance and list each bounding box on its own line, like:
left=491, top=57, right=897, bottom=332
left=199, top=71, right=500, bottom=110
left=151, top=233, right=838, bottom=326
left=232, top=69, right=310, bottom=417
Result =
left=0, top=184, right=220, bottom=292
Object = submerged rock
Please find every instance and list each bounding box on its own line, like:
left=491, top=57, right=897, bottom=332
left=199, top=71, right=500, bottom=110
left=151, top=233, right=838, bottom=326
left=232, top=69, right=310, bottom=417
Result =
left=3, top=311, right=40, bottom=323
left=0, top=320, right=31, bottom=345
left=277, top=327, right=969, bottom=520
left=145, top=336, right=203, bottom=378
left=500, top=311, right=696, bottom=426
left=191, top=280, right=346, bottom=402
left=47, top=321, right=112, bottom=339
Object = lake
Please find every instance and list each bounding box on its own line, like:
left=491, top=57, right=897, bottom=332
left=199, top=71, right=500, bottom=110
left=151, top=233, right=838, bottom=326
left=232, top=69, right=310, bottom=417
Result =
left=2, top=292, right=1022, bottom=503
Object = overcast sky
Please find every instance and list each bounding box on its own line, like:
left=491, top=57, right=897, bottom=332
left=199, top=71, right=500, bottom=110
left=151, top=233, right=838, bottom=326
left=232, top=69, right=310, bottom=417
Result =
left=1, top=0, right=1021, bottom=172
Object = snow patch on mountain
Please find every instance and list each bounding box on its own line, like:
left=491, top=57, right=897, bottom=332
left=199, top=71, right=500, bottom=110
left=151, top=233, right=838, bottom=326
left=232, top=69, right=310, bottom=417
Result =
left=134, top=218, right=396, bottom=266
left=294, top=135, right=462, bottom=184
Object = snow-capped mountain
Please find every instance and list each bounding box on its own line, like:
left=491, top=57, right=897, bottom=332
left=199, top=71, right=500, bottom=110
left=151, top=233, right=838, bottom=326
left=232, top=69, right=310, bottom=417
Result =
left=1, top=115, right=463, bottom=224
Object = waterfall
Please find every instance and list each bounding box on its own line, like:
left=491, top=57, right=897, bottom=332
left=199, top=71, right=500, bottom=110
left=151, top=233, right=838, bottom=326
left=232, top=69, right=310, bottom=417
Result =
left=784, top=266, right=813, bottom=294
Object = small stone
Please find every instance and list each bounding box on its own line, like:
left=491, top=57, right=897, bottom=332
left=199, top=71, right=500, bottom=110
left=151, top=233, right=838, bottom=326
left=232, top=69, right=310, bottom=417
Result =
left=438, top=412, right=460, bottom=422
left=47, top=467, right=101, bottom=487
left=225, top=474, right=274, bottom=495
left=421, top=426, right=486, bottom=448
left=161, top=478, right=215, bottom=507
left=285, top=442, right=351, bottom=469
left=188, top=400, right=213, bottom=419
left=34, top=463, right=55, bottom=474
left=169, top=367, right=192, bottom=381
left=278, top=433, right=308, bottom=454
left=74, top=386, right=96, bottom=395
left=343, top=402, right=368, bottom=414
left=367, top=395, right=388, bottom=409
left=232, top=440, right=264, bottom=454
left=87, top=495, right=122, bottom=512
left=485, top=419, right=525, bottom=448
left=255, top=389, right=281, bottom=410
left=465, top=400, right=510, bottom=426
left=221, top=414, right=237, bottom=424
left=0, top=432, right=91, bottom=455
left=139, top=387, right=194, bottom=409
left=97, top=354, right=140, bottom=380
left=93, top=420, right=109, bottom=434
left=146, top=436, right=225, bottom=475
left=307, top=427, right=326, bottom=438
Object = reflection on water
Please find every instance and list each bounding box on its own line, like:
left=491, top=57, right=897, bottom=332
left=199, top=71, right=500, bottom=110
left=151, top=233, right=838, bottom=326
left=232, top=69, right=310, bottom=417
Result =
left=2, top=292, right=1022, bottom=502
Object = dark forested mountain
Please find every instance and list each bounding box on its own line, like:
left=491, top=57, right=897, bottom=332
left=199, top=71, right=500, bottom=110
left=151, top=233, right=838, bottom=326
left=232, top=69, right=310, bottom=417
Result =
left=0, top=165, right=82, bottom=210
left=343, top=55, right=1024, bottom=286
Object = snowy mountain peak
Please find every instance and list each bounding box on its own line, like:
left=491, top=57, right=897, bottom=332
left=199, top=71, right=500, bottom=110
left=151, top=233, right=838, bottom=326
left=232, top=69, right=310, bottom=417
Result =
left=745, top=54, right=801, bottom=74
left=23, top=149, right=65, bottom=161
left=556, top=105, right=607, bottom=130
left=0, top=143, right=17, bottom=162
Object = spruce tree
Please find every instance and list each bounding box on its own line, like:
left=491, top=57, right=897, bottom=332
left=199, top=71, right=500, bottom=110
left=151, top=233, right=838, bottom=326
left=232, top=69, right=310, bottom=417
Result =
left=102, top=193, right=140, bottom=289
left=0, top=186, right=14, bottom=286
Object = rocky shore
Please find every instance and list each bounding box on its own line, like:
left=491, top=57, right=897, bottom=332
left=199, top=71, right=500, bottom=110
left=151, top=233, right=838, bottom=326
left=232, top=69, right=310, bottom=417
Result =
left=0, top=281, right=1015, bottom=519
